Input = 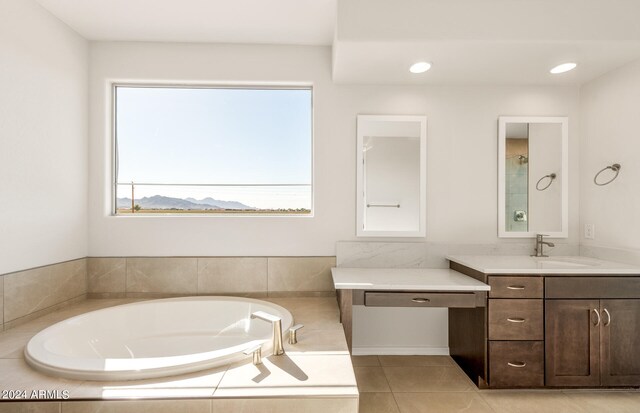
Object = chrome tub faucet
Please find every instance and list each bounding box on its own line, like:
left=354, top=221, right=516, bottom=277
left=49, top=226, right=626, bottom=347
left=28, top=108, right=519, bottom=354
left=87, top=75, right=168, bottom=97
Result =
left=251, top=311, right=285, bottom=356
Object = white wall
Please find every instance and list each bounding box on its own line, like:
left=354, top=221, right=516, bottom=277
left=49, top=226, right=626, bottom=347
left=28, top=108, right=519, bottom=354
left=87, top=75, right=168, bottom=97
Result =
left=89, top=42, right=580, bottom=257
left=528, top=123, right=563, bottom=233
left=580, top=58, right=640, bottom=253
left=0, top=0, right=88, bottom=274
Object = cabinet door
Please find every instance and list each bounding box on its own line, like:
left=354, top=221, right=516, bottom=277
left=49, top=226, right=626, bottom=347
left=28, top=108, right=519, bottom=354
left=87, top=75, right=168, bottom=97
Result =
left=545, top=299, right=600, bottom=386
left=600, top=299, right=640, bottom=386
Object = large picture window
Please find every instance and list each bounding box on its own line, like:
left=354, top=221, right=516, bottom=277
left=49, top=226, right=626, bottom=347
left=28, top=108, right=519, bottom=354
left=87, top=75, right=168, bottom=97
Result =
left=113, top=85, right=313, bottom=215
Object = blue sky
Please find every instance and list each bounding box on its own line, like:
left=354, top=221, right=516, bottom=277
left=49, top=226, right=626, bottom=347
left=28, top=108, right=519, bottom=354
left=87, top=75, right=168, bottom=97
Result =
left=115, top=86, right=312, bottom=209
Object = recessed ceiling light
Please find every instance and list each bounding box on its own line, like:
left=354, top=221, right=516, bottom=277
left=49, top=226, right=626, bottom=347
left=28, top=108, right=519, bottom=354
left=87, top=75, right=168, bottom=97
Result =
left=409, top=62, right=432, bottom=74
left=550, top=63, right=577, bottom=74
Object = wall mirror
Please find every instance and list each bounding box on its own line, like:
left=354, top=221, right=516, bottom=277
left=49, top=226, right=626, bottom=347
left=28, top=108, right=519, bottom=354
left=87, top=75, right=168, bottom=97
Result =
left=498, top=116, right=568, bottom=238
left=356, top=115, right=427, bottom=237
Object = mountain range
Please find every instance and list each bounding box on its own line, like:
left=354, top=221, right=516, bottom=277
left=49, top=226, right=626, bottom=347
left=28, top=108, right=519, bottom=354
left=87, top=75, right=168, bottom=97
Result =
left=116, top=195, right=256, bottom=210
left=184, top=197, right=256, bottom=210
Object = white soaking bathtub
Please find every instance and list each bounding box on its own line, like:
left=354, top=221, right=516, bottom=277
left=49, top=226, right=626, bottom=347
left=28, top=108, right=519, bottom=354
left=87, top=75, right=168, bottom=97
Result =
left=25, top=296, right=293, bottom=381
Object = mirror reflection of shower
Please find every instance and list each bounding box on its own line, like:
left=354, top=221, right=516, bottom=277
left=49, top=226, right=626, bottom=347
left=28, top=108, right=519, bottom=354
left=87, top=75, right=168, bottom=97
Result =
left=505, top=123, right=529, bottom=232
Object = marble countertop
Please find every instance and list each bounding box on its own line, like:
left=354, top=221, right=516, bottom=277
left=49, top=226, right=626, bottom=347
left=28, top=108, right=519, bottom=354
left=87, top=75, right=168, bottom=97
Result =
left=447, top=255, right=640, bottom=275
left=331, top=267, right=490, bottom=291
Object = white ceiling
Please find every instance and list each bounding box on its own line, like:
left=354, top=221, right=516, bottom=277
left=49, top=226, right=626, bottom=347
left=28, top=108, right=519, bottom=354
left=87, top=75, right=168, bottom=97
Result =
left=35, top=0, right=640, bottom=85
left=334, top=0, right=640, bottom=85
left=35, top=0, right=336, bottom=45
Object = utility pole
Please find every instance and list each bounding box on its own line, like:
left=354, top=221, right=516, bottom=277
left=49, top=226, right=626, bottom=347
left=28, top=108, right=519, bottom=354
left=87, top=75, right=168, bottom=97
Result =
left=131, top=181, right=135, bottom=213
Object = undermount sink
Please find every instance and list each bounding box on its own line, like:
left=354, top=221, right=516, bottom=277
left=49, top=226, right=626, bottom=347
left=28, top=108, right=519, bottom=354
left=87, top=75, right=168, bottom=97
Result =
left=534, top=257, right=600, bottom=268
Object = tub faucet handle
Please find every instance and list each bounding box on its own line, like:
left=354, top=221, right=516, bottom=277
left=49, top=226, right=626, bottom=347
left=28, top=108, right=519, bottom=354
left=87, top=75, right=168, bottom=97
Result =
left=288, top=324, right=304, bottom=344
left=243, top=343, right=263, bottom=365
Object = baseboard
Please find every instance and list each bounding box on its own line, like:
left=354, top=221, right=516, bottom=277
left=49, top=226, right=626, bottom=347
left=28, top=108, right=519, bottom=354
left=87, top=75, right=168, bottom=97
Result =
left=352, top=346, right=450, bottom=356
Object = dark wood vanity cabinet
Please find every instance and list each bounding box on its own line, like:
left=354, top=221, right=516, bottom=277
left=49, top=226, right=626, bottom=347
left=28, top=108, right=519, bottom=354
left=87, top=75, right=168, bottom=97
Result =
left=545, top=277, right=640, bottom=387
left=600, top=299, right=640, bottom=386
left=545, top=299, right=600, bottom=386
left=487, top=276, right=544, bottom=387
left=449, top=262, right=640, bottom=389
left=546, top=298, right=640, bottom=387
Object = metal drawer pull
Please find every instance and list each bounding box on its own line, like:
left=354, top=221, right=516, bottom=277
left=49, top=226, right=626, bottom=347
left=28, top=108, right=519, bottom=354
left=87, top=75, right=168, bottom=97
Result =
left=507, top=285, right=526, bottom=290
left=507, top=361, right=527, bottom=368
left=507, top=317, right=526, bottom=323
left=412, top=298, right=431, bottom=303
left=593, top=308, right=601, bottom=326
left=603, top=308, right=611, bottom=326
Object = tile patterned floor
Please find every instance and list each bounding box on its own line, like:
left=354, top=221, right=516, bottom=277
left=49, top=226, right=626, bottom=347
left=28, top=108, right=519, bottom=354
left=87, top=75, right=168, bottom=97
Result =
left=353, top=355, right=640, bottom=413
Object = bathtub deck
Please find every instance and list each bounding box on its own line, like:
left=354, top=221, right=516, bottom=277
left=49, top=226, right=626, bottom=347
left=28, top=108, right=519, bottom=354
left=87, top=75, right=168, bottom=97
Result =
left=0, top=297, right=358, bottom=412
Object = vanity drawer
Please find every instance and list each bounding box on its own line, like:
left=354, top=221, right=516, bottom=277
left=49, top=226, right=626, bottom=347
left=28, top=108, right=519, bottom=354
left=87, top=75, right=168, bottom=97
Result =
left=488, top=299, right=543, bottom=340
left=489, top=276, right=543, bottom=298
left=364, top=291, right=480, bottom=308
left=489, top=341, right=544, bottom=388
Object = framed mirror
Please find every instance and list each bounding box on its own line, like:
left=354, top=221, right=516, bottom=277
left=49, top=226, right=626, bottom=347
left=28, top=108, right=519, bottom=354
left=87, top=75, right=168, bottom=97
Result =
left=498, top=116, right=568, bottom=238
left=356, top=115, right=427, bottom=237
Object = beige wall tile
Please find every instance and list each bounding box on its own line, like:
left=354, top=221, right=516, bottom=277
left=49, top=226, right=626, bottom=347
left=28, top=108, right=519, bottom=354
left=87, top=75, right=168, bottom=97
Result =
left=1, top=276, right=4, bottom=327
left=212, top=398, right=357, bottom=413
left=4, top=295, right=85, bottom=332
left=0, top=402, right=61, bottom=413
left=126, top=258, right=197, bottom=293
left=4, top=259, right=86, bottom=322
left=62, top=400, right=210, bottom=413
left=197, top=258, right=267, bottom=293
left=267, top=257, right=336, bottom=292
left=88, top=258, right=126, bottom=293
left=52, top=259, right=87, bottom=301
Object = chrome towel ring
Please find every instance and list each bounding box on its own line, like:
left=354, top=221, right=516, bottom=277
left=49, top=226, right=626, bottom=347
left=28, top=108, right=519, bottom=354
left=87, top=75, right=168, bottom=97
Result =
left=536, top=173, right=557, bottom=191
left=594, top=163, right=621, bottom=186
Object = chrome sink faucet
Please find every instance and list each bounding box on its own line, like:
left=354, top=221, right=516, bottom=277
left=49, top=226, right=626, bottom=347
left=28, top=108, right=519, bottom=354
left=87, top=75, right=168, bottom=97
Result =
left=532, top=234, right=555, bottom=257
left=251, top=311, right=285, bottom=356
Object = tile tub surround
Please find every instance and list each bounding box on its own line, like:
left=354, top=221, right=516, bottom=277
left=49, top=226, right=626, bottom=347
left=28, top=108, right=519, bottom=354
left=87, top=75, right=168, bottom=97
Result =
left=1, top=259, right=87, bottom=329
left=0, top=256, right=335, bottom=331
left=87, top=258, right=125, bottom=294
left=87, top=256, right=336, bottom=296
left=0, top=297, right=357, bottom=410
left=0, top=277, right=3, bottom=331
left=126, top=257, right=198, bottom=294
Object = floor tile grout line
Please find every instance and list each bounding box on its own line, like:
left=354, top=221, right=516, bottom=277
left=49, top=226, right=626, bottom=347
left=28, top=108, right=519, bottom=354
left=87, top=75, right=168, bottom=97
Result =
left=210, top=363, right=233, bottom=398
left=389, top=389, right=402, bottom=413
left=380, top=363, right=396, bottom=394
